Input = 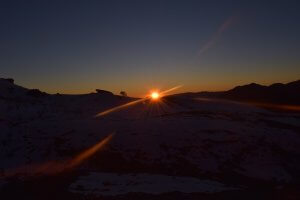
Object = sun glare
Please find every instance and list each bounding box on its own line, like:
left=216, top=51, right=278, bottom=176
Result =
left=151, top=92, right=160, bottom=100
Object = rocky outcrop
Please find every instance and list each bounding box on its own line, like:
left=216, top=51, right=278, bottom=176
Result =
left=95, top=89, right=114, bottom=96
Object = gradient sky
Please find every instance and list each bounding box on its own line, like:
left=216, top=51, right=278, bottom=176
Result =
left=1, top=0, right=300, bottom=97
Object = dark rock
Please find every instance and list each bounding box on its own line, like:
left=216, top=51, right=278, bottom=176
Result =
left=27, top=89, right=48, bottom=98
left=95, top=89, right=114, bottom=96
left=1, top=78, right=14, bottom=84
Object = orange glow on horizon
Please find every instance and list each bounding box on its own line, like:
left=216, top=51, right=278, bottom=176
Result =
left=95, top=85, right=182, bottom=117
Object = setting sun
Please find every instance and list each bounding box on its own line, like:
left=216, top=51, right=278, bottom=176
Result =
left=151, top=92, right=160, bottom=100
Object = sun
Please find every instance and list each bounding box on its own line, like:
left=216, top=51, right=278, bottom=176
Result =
left=151, top=92, right=160, bottom=100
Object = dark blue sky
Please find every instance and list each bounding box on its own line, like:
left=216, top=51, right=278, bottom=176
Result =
left=1, top=0, right=300, bottom=96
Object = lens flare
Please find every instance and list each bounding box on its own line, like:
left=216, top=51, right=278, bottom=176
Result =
left=67, top=133, right=114, bottom=168
left=1, top=133, right=114, bottom=177
left=160, top=85, right=183, bottom=95
left=95, top=98, right=145, bottom=117
left=95, top=85, right=182, bottom=117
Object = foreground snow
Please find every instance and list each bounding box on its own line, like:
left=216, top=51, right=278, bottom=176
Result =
left=1, top=79, right=300, bottom=198
left=69, top=172, right=238, bottom=196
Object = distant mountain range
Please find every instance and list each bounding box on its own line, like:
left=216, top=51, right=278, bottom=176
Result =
left=177, top=80, right=300, bottom=105
left=1, top=78, right=300, bottom=105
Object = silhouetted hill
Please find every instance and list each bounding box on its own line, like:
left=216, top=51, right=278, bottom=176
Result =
left=0, top=78, right=116, bottom=99
left=187, top=80, right=300, bottom=105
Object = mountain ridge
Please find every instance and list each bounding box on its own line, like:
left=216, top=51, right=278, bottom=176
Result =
left=177, top=79, right=300, bottom=105
left=1, top=78, right=300, bottom=105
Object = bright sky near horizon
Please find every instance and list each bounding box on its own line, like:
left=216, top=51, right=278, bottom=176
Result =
left=1, top=0, right=300, bottom=97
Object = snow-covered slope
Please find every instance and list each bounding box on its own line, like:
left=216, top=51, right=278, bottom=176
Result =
left=0, top=79, right=300, bottom=199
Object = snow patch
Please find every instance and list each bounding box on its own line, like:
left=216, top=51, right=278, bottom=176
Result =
left=69, top=172, right=238, bottom=196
